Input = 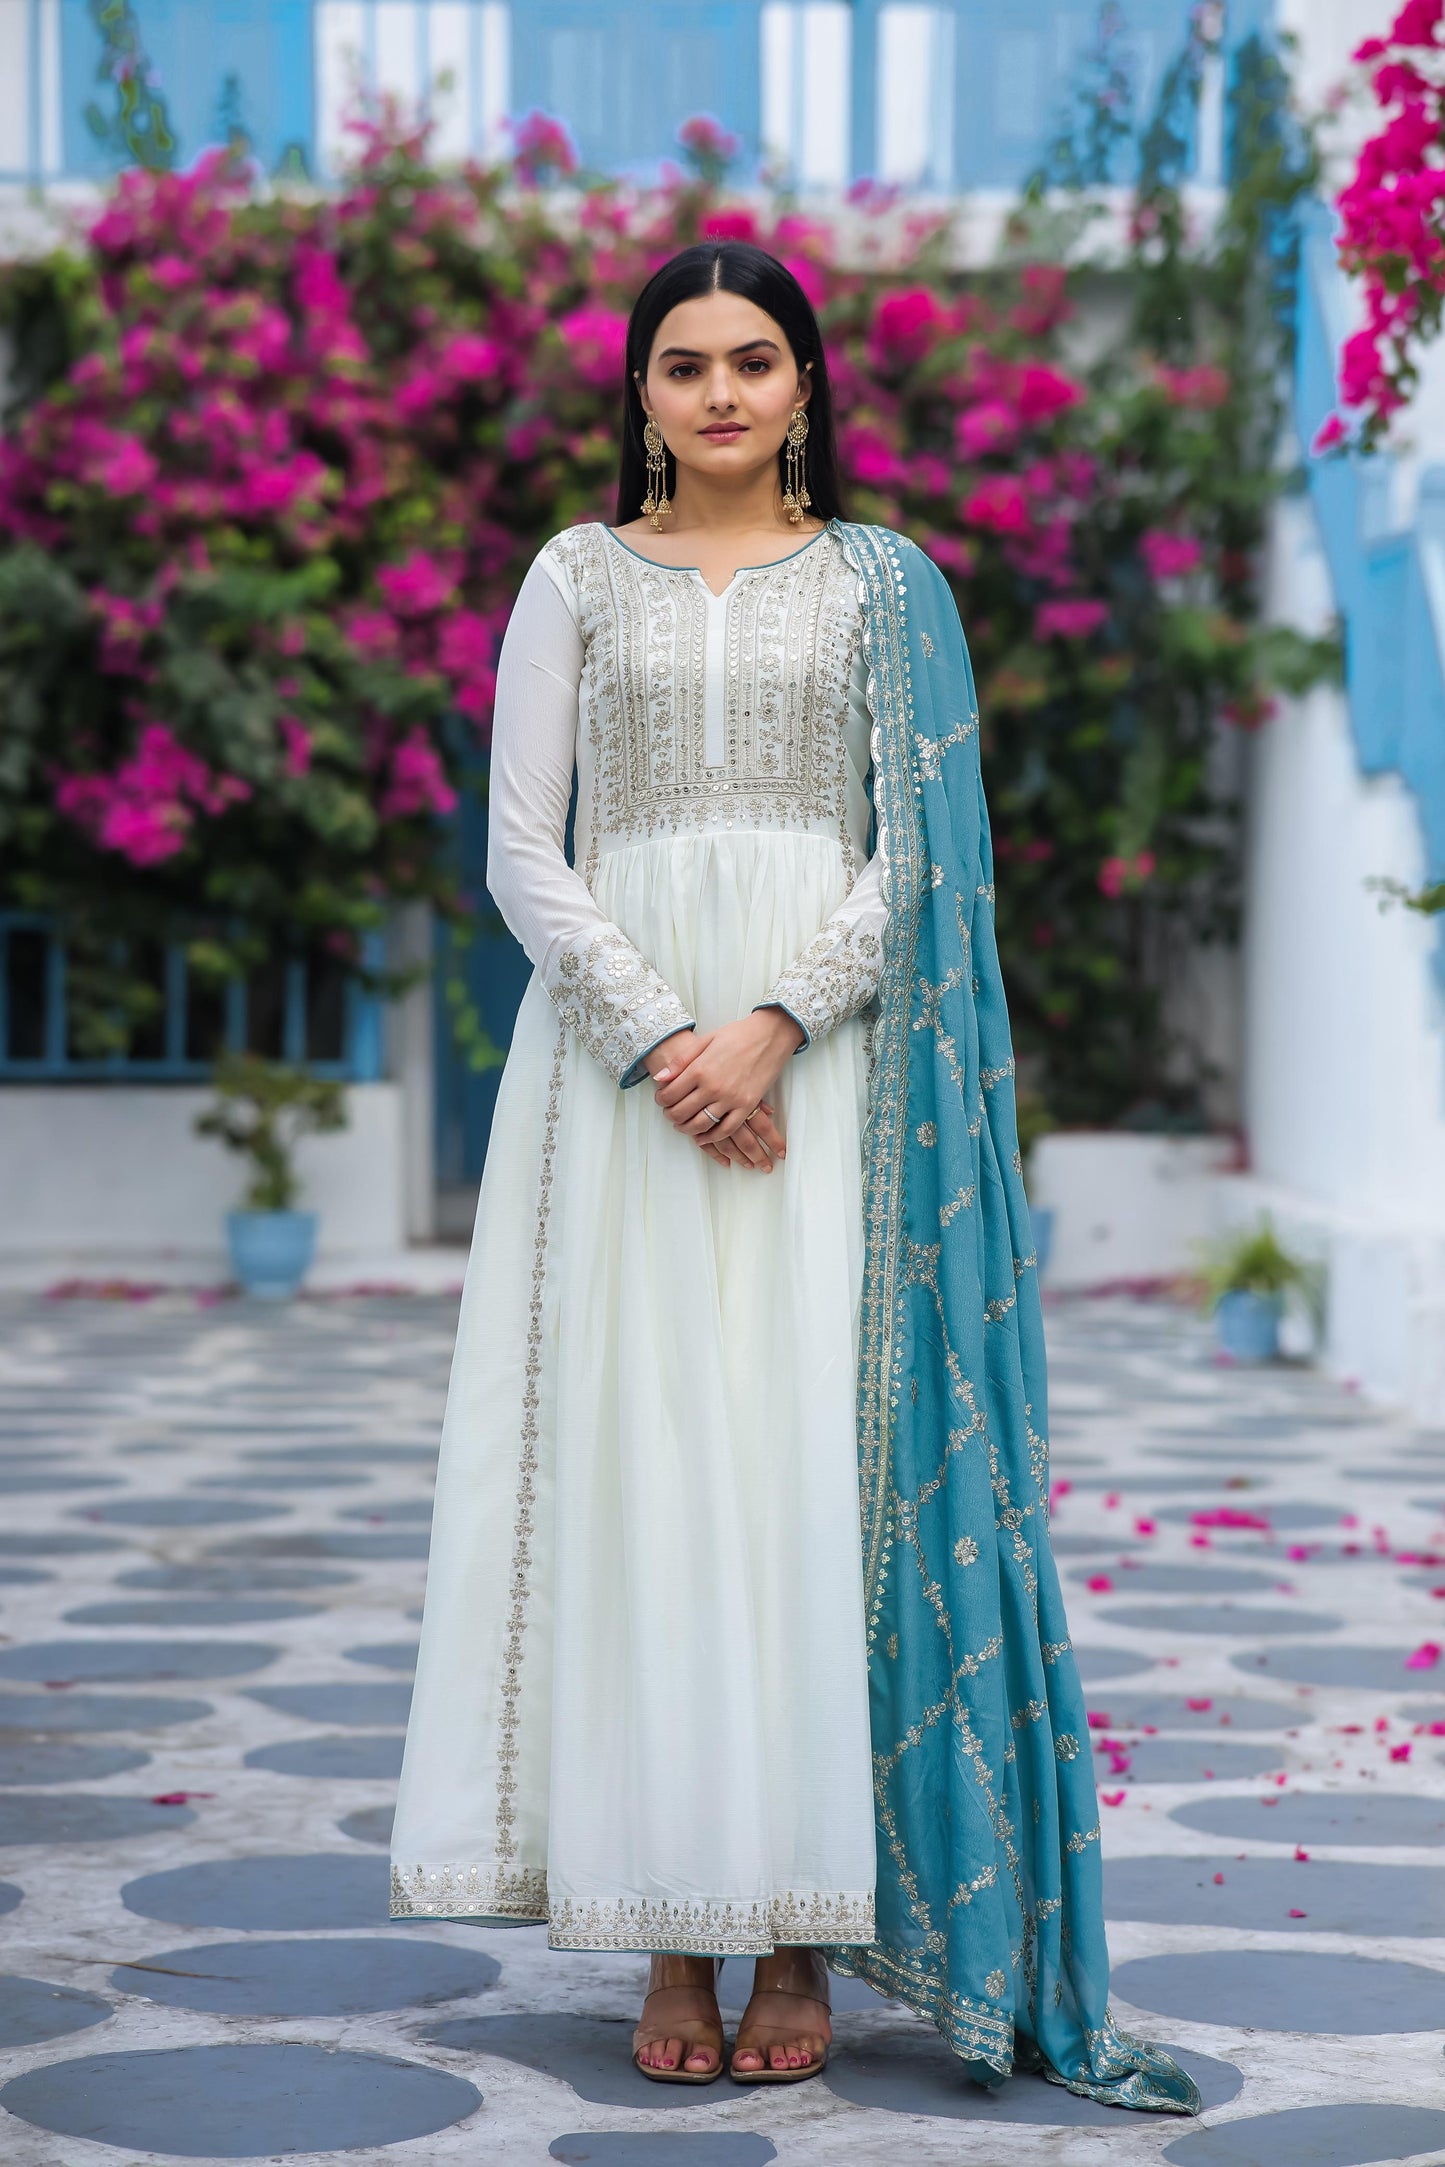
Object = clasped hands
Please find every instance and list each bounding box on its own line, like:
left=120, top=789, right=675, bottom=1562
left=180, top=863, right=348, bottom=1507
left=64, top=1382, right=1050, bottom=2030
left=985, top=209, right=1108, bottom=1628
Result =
left=644, top=1008, right=804, bottom=1172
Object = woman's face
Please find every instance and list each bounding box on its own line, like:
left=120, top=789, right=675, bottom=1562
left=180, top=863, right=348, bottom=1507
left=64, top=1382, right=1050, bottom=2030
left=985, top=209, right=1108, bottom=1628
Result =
left=637, top=288, right=811, bottom=491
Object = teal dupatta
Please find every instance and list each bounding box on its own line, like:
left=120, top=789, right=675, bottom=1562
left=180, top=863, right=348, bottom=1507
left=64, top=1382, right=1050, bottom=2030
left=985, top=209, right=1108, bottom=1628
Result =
left=822, top=522, right=1199, bottom=2117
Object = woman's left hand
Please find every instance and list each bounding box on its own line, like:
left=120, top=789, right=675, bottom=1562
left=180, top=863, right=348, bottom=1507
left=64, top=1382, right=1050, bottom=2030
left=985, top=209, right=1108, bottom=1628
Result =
left=652, top=1009, right=804, bottom=1167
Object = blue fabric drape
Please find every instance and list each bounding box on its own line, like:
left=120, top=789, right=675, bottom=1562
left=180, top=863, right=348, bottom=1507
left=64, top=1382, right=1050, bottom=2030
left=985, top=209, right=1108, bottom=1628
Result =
left=822, top=522, right=1199, bottom=2117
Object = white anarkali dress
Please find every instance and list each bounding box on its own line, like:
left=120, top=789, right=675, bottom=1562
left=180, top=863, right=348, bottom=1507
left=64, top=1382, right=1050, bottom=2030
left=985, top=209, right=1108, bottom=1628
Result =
left=390, top=520, right=889, bottom=1954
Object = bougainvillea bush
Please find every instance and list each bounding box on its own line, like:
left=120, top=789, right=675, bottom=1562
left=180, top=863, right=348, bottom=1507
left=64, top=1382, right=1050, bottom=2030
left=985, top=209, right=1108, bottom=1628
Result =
left=0, top=45, right=1329, bottom=1125
left=1323, top=0, right=1445, bottom=450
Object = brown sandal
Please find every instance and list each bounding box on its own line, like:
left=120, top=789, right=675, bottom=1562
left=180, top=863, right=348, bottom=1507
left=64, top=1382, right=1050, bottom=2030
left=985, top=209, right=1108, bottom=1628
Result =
left=632, top=1956, right=726, bottom=2086
left=729, top=1951, right=831, bottom=2084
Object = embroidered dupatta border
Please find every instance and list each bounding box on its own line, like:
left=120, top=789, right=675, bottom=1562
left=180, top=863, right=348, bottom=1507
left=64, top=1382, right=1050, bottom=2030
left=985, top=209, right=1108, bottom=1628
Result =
left=831, top=520, right=921, bottom=1645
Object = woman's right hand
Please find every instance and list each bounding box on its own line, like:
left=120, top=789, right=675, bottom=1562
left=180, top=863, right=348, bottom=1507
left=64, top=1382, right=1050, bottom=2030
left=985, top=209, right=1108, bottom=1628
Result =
left=645, top=1031, right=786, bottom=1170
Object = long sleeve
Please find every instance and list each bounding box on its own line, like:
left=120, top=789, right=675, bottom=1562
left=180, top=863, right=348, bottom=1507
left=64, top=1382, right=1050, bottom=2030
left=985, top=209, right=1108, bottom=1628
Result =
left=486, top=551, right=695, bottom=1087
left=753, top=634, right=888, bottom=1049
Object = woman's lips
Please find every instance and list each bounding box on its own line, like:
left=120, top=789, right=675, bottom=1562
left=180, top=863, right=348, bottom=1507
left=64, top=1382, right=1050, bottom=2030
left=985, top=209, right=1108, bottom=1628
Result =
left=700, top=425, right=745, bottom=440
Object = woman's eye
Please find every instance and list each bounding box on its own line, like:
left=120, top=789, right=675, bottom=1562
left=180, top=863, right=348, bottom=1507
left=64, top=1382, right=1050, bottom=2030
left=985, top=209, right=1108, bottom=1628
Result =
left=740, top=358, right=771, bottom=373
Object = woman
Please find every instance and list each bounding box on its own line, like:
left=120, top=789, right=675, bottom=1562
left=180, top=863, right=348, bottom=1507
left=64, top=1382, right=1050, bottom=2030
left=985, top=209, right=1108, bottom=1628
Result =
left=390, top=242, right=1198, bottom=2116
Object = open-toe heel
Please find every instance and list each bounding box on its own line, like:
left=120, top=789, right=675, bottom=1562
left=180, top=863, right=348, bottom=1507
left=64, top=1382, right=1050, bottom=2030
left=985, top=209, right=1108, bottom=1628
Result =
left=632, top=1958, right=726, bottom=2086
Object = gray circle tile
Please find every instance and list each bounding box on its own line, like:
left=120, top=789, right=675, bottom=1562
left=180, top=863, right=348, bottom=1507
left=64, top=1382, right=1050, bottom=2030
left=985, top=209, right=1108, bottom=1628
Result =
left=345, top=1642, right=419, bottom=1673
left=338, top=1500, right=433, bottom=1523
left=1069, top=1692, right=1297, bottom=1732
left=0, top=1738, right=150, bottom=1785
left=1065, top=1473, right=1264, bottom=1494
left=419, top=2015, right=759, bottom=2113
left=0, top=1640, right=278, bottom=1683
left=0, top=1472, right=123, bottom=1493
left=1092, top=1737, right=1285, bottom=1783
left=0, top=1974, right=112, bottom=2048
left=1172, top=1793, right=1445, bottom=1848
left=1073, top=1648, right=1155, bottom=1684
left=1070, top=1563, right=1282, bottom=1595
left=821, top=2034, right=1240, bottom=2123
left=339, top=1803, right=394, bottom=1846
left=1230, top=1644, right=1435, bottom=1688
left=122, top=1853, right=390, bottom=1930
left=117, top=1564, right=355, bottom=1593
left=110, top=1937, right=497, bottom=2016
left=76, top=1497, right=290, bottom=1527
left=552, top=2141, right=777, bottom=2165
left=1113, top=1950, right=1445, bottom=2032
left=1162, top=2104, right=1445, bottom=2167
left=0, top=1793, right=196, bottom=1844
left=246, top=1682, right=412, bottom=1727
left=209, top=1532, right=429, bottom=1561
left=1097, top=1604, right=1342, bottom=1638
left=0, top=1884, right=20, bottom=1916
left=0, top=1567, right=52, bottom=1585
left=0, top=2043, right=480, bottom=2156
left=1049, top=1533, right=1141, bottom=1557
left=244, top=1734, right=405, bottom=1780
left=0, top=1533, right=122, bottom=1556
left=0, top=1691, right=212, bottom=1731
left=62, top=1599, right=321, bottom=1628
left=1107, top=1855, right=1445, bottom=1935
left=189, top=1472, right=368, bottom=1490
left=243, top=1444, right=438, bottom=1465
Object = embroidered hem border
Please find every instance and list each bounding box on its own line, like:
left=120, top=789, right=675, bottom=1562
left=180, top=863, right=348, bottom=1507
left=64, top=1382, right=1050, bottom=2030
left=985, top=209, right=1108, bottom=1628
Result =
left=391, top=1864, right=875, bottom=1953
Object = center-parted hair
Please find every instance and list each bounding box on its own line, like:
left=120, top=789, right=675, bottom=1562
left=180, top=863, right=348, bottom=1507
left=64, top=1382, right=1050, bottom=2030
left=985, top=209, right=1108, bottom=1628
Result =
left=615, top=242, right=845, bottom=526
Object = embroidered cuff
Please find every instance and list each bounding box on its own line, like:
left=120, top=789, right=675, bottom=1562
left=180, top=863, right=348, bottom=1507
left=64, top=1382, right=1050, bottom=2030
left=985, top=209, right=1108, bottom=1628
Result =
left=547, top=927, right=695, bottom=1088
left=754, top=917, right=883, bottom=1051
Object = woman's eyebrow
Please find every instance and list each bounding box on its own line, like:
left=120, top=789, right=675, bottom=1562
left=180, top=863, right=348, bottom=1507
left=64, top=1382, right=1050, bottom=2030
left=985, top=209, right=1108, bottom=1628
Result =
left=655, top=339, right=782, bottom=361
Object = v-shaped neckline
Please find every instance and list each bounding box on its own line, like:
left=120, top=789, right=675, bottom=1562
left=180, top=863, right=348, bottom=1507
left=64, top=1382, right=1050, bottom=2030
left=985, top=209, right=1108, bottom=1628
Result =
left=601, top=523, right=831, bottom=601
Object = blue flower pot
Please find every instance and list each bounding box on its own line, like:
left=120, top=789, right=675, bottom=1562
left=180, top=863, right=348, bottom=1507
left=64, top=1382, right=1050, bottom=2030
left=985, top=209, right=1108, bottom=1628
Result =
left=226, top=1211, right=317, bottom=1301
left=1030, top=1206, right=1056, bottom=1285
left=1214, top=1287, right=1282, bottom=1363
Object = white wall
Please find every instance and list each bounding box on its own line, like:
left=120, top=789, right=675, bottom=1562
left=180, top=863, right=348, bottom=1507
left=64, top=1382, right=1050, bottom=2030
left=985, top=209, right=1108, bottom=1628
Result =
left=1229, top=489, right=1445, bottom=1420
left=0, top=1084, right=409, bottom=1285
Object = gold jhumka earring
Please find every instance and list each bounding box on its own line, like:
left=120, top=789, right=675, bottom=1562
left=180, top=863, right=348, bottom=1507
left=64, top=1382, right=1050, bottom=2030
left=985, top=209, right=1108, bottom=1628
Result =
left=641, top=416, right=671, bottom=529
left=782, top=406, right=811, bottom=523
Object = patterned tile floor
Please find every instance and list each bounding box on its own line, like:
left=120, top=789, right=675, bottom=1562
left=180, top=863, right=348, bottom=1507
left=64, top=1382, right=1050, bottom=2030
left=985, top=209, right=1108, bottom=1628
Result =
left=1, top=1290, right=1444, bottom=2166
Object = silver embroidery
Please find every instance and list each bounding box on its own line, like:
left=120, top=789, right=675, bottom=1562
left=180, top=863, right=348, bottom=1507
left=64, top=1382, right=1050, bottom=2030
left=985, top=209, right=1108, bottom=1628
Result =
left=547, top=927, right=693, bottom=1085
left=548, top=1887, right=876, bottom=1954
left=760, top=917, right=883, bottom=1045
left=390, top=1869, right=873, bottom=1951
left=544, top=524, right=864, bottom=855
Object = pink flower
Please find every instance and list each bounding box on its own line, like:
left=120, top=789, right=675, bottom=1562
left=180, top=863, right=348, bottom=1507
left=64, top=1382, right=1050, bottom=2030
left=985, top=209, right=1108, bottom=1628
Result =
left=699, top=209, right=760, bottom=243
left=955, top=401, right=1020, bottom=459
left=1098, top=850, right=1158, bottom=898
left=440, top=332, right=506, bottom=384
left=926, top=534, right=979, bottom=579
left=1140, top=528, right=1203, bottom=581
left=509, top=109, right=579, bottom=184
left=963, top=475, right=1031, bottom=535
left=278, top=716, right=312, bottom=779
left=870, top=287, right=947, bottom=365
left=842, top=424, right=906, bottom=489
left=1036, top=598, right=1108, bottom=640
left=556, top=305, right=629, bottom=390
left=678, top=113, right=740, bottom=164
left=1154, top=363, right=1231, bottom=408
left=378, top=551, right=457, bottom=617
left=1406, top=1642, right=1443, bottom=1669
left=1311, top=413, right=1350, bottom=453
left=380, top=726, right=458, bottom=819
left=1016, top=363, right=1086, bottom=424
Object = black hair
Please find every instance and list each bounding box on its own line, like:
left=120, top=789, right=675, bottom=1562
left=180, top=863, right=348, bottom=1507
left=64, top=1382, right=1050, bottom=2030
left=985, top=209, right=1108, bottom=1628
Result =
left=615, top=242, right=844, bottom=526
